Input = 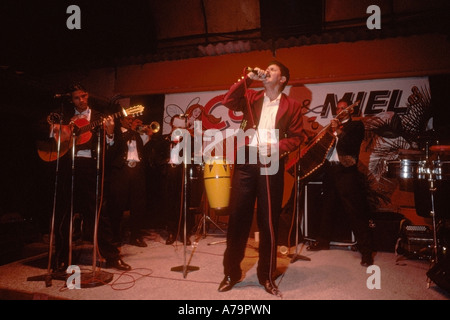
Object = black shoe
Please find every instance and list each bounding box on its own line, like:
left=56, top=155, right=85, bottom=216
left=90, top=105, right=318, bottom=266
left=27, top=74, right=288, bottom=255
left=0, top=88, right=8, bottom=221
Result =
left=130, top=237, right=147, bottom=247
left=218, top=275, right=240, bottom=292
left=166, top=233, right=175, bottom=245
left=360, top=253, right=374, bottom=267
left=259, top=279, right=281, bottom=296
left=307, top=241, right=330, bottom=251
left=106, top=258, right=132, bottom=271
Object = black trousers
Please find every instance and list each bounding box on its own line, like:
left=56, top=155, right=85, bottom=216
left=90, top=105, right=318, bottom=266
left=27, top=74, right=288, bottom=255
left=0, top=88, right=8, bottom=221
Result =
left=222, top=160, right=284, bottom=282
left=316, top=162, right=373, bottom=255
left=54, top=157, right=120, bottom=268
left=108, top=162, right=147, bottom=241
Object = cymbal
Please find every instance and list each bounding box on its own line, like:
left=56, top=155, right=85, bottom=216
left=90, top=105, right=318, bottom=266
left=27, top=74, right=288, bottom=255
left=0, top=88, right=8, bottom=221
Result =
left=430, top=145, right=450, bottom=153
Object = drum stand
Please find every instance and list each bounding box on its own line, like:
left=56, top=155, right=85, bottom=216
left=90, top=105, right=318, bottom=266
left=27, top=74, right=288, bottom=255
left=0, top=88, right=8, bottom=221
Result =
left=289, top=162, right=311, bottom=263
left=195, top=203, right=227, bottom=244
left=424, top=162, right=441, bottom=288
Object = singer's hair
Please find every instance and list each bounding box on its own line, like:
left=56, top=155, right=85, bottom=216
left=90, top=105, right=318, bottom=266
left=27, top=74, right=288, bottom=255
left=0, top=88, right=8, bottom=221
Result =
left=67, top=82, right=88, bottom=93
left=268, top=60, right=290, bottom=90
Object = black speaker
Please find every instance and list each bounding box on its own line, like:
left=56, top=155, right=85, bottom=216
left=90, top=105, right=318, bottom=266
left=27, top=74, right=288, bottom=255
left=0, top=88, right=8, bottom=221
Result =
left=303, top=181, right=354, bottom=243
left=371, top=212, right=406, bottom=253
left=427, top=257, right=450, bottom=293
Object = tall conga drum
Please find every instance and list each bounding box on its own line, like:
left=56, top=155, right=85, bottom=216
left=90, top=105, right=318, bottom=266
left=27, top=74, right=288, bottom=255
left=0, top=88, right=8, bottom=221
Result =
left=203, top=156, right=231, bottom=210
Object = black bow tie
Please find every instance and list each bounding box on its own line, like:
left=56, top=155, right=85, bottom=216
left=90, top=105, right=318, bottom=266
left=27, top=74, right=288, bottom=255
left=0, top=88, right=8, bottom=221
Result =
left=122, top=130, right=136, bottom=142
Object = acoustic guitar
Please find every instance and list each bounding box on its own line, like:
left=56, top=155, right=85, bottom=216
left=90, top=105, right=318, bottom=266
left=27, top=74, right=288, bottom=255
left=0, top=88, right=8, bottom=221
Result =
left=37, top=105, right=145, bottom=162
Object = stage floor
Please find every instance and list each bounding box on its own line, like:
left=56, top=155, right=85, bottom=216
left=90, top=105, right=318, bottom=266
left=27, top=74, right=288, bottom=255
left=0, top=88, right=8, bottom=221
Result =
left=0, top=228, right=449, bottom=302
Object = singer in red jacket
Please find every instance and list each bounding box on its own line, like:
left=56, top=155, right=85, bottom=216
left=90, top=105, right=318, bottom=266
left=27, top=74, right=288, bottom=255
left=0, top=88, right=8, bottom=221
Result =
left=218, top=61, right=305, bottom=296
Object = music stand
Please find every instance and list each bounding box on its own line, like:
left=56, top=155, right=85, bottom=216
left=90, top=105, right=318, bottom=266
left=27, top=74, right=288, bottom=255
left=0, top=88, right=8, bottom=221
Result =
left=288, top=162, right=311, bottom=263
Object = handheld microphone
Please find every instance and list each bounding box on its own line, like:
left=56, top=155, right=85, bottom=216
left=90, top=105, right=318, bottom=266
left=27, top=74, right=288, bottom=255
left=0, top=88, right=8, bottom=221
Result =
left=246, top=67, right=267, bottom=79
left=54, top=93, right=71, bottom=98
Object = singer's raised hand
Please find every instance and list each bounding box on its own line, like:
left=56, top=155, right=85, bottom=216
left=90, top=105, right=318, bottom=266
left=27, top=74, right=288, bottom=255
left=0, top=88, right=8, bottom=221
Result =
left=247, top=67, right=267, bottom=80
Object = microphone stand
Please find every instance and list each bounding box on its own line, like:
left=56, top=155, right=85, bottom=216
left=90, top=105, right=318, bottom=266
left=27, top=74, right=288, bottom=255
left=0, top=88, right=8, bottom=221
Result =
left=288, top=161, right=311, bottom=263
left=171, top=120, right=199, bottom=278
left=79, top=129, right=113, bottom=287
left=27, top=107, right=67, bottom=286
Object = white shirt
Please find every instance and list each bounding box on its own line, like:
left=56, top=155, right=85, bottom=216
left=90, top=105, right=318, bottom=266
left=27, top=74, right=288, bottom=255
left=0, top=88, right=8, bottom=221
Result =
left=328, top=136, right=339, bottom=162
left=249, top=93, right=280, bottom=147
left=120, top=127, right=150, bottom=162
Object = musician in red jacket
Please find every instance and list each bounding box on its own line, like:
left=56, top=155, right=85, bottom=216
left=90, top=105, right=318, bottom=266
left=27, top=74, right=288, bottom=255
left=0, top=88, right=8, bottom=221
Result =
left=218, top=61, right=305, bottom=296
left=307, top=98, right=374, bottom=267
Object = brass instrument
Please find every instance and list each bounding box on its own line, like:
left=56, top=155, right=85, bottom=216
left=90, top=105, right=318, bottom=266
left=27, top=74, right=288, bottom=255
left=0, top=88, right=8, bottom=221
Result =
left=136, top=121, right=160, bottom=134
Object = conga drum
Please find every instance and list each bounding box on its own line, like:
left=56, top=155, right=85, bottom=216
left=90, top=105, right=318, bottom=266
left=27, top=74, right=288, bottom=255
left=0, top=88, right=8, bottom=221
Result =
left=203, top=157, right=231, bottom=210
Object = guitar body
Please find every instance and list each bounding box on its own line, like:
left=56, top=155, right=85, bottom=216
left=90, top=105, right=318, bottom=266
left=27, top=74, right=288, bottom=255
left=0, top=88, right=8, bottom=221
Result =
left=71, top=117, right=93, bottom=145
left=298, top=126, right=335, bottom=180
left=37, top=105, right=145, bottom=162
left=36, top=138, right=71, bottom=162
left=294, top=100, right=361, bottom=180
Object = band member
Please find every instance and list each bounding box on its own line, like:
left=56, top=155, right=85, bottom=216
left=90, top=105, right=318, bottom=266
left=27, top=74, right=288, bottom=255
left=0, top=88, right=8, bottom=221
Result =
left=307, top=98, right=374, bottom=267
left=106, top=116, right=154, bottom=247
left=218, top=61, right=305, bottom=296
left=45, top=83, right=131, bottom=272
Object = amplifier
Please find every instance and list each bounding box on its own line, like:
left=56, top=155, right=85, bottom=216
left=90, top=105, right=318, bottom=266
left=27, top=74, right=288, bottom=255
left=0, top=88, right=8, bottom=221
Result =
left=397, top=225, right=434, bottom=259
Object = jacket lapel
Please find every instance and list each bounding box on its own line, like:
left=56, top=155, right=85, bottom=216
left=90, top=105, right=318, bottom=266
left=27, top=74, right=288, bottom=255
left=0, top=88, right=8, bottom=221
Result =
left=275, top=94, right=288, bottom=128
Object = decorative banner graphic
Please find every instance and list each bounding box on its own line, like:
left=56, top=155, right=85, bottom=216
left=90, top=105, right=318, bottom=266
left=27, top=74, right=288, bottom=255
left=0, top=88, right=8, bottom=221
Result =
left=163, top=77, right=431, bottom=211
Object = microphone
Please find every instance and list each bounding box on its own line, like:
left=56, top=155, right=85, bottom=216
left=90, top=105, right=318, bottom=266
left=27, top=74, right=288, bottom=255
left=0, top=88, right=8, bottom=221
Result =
left=246, top=67, right=267, bottom=79
left=54, top=93, right=71, bottom=98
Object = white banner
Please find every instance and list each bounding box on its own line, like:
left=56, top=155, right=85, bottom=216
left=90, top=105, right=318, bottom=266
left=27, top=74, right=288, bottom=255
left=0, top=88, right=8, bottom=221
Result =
left=162, top=76, right=432, bottom=209
left=163, top=77, right=430, bottom=133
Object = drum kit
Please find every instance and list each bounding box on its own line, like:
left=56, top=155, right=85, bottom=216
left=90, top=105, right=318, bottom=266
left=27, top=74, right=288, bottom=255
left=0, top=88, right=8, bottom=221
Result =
left=384, top=141, right=450, bottom=273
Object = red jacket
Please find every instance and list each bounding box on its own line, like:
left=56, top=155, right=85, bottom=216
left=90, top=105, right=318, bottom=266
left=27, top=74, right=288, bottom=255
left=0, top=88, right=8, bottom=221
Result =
left=222, top=75, right=305, bottom=158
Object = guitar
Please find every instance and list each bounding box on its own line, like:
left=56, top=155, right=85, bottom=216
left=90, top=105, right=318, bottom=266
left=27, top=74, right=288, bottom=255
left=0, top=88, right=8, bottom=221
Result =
left=286, top=100, right=360, bottom=180
left=37, top=105, right=145, bottom=162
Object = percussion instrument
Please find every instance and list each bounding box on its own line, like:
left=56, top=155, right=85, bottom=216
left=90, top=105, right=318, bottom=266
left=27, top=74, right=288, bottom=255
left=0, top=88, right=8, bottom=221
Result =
left=384, top=149, right=425, bottom=180
left=385, top=159, right=421, bottom=180
left=203, top=156, right=231, bottom=210
left=429, top=145, right=450, bottom=154
left=384, top=147, right=450, bottom=181
left=417, top=160, right=450, bottom=181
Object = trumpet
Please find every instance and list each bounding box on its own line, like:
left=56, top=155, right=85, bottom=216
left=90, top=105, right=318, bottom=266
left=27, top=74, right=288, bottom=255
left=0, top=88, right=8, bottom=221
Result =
left=136, top=121, right=160, bottom=134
